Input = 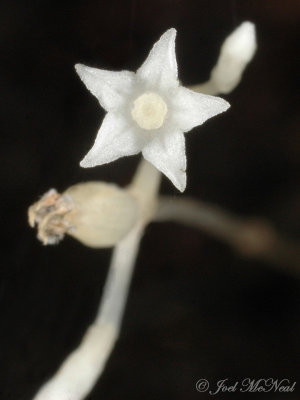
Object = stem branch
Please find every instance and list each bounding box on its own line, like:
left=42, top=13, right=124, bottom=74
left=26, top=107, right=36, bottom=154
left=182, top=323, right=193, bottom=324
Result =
left=156, top=196, right=300, bottom=276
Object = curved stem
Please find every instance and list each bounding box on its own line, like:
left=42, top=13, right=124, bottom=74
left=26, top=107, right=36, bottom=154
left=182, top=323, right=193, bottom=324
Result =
left=96, top=226, right=142, bottom=331
left=155, top=196, right=300, bottom=276
left=33, top=228, right=142, bottom=400
left=190, top=23, right=256, bottom=97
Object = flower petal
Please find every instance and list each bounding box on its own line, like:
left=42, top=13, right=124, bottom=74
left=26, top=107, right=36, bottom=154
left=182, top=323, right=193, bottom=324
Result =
left=142, top=128, right=186, bottom=192
left=75, top=64, right=135, bottom=112
left=80, top=113, right=145, bottom=167
left=173, top=87, right=230, bottom=132
left=137, top=28, right=178, bottom=90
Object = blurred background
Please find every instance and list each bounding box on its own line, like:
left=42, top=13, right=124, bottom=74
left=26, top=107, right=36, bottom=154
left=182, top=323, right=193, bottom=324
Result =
left=0, top=0, right=299, bottom=399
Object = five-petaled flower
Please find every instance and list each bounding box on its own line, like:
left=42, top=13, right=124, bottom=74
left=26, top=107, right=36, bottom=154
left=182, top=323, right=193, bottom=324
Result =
left=75, top=28, right=230, bottom=192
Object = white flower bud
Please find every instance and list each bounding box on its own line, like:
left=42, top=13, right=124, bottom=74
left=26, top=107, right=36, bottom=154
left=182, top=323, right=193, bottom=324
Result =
left=210, top=21, right=257, bottom=94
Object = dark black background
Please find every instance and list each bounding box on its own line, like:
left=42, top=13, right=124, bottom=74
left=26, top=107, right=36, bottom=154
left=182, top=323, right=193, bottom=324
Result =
left=1, top=1, right=300, bottom=399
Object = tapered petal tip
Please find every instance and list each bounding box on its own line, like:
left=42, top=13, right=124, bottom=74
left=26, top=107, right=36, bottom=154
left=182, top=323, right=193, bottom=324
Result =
left=164, top=167, right=187, bottom=192
left=137, top=27, right=178, bottom=90
left=74, top=63, right=92, bottom=85
left=74, top=63, right=85, bottom=76
left=80, top=151, right=102, bottom=168
left=212, top=96, right=231, bottom=118
left=80, top=153, right=106, bottom=168
left=163, top=27, right=177, bottom=40
left=221, top=98, right=231, bottom=112
left=175, top=172, right=187, bottom=192
left=80, top=157, right=92, bottom=168
left=173, top=87, right=230, bottom=132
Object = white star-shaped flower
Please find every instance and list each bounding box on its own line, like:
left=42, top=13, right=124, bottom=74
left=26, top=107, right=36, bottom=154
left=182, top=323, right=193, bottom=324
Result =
left=75, top=28, right=230, bottom=192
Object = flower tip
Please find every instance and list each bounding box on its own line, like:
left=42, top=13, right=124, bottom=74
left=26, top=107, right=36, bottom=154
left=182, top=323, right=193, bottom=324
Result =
left=223, top=99, right=231, bottom=111
left=159, top=27, right=177, bottom=43
left=80, top=157, right=91, bottom=168
left=167, top=27, right=177, bottom=36
left=177, top=184, right=186, bottom=193
left=225, top=21, right=257, bottom=62
left=74, top=63, right=87, bottom=78
left=214, top=96, right=231, bottom=115
left=173, top=171, right=186, bottom=193
left=236, top=21, right=256, bottom=46
left=239, top=21, right=256, bottom=34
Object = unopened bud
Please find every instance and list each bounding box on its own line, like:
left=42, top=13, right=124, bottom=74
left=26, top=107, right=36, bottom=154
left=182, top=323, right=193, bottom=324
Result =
left=210, top=21, right=257, bottom=94
left=28, top=182, right=138, bottom=248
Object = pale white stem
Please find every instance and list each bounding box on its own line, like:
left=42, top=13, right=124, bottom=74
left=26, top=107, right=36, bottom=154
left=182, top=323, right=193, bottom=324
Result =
left=190, top=22, right=257, bottom=96
left=189, top=80, right=219, bottom=95
left=33, top=227, right=142, bottom=400
left=129, top=158, right=161, bottom=201
left=32, top=324, right=116, bottom=400
left=127, top=159, right=161, bottom=227
left=96, top=226, right=142, bottom=330
left=33, top=159, right=160, bottom=400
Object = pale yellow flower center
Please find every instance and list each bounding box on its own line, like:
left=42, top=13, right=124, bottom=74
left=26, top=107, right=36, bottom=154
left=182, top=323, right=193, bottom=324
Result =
left=131, top=92, right=167, bottom=130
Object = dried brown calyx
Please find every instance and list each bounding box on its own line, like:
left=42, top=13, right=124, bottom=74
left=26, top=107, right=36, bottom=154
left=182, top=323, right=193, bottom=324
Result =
left=28, top=189, right=75, bottom=245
